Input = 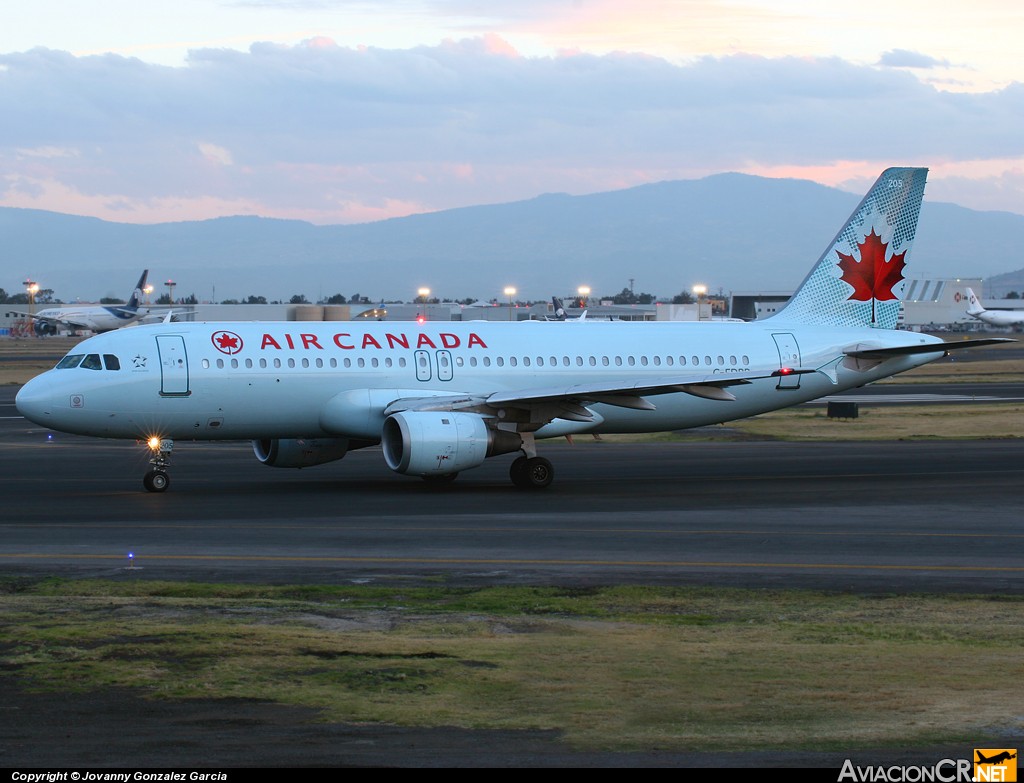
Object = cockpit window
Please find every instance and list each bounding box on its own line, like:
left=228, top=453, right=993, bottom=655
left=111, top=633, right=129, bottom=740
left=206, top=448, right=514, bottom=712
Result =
left=81, top=354, right=103, bottom=371
left=56, top=354, right=85, bottom=369
left=103, top=354, right=121, bottom=371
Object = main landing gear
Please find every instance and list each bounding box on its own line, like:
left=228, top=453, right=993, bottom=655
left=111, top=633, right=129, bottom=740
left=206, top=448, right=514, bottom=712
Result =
left=508, top=433, right=554, bottom=490
left=509, top=455, right=554, bottom=489
left=143, top=437, right=173, bottom=493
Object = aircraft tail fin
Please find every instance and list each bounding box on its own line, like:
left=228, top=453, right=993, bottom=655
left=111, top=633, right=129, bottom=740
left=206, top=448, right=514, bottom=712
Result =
left=769, top=168, right=927, bottom=330
left=965, top=287, right=986, bottom=316
left=551, top=297, right=567, bottom=321
left=126, top=269, right=149, bottom=311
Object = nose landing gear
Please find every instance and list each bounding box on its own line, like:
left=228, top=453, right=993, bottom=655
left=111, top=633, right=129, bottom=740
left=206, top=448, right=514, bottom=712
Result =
left=143, top=437, right=173, bottom=492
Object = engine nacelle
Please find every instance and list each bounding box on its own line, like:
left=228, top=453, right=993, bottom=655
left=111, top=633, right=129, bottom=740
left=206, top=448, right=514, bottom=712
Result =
left=253, top=437, right=353, bottom=468
left=382, top=412, right=522, bottom=476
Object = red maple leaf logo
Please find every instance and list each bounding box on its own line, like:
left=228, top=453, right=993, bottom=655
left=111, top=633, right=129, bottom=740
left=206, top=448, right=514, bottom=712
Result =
left=836, top=229, right=907, bottom=302
left=211, top=331, right=243, bottom=354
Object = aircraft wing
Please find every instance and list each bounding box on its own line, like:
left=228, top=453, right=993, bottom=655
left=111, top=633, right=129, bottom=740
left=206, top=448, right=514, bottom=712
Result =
left=385, top=367, right=812, bottom=421
left=844, top=337, right=1014, bottom=360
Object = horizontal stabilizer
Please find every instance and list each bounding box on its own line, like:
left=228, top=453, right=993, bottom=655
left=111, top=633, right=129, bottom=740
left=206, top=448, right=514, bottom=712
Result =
left=845, top=338, right=1013, bottom=360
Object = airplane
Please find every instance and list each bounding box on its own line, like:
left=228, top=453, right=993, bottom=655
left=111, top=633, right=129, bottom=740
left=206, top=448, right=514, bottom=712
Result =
left=15, top=167, right=1012, bottom=493
left=965, top=287, right=1024, bottom=327
left=16, top=270, right=152, bottom=335
left=976, top=751, right=1016, bottom=765
left=544, top=297, right=587, bottom=321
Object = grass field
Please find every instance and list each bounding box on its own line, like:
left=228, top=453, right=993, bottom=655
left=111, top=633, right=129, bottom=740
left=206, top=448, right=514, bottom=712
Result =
left=3, top=580, right=1021, bottom=751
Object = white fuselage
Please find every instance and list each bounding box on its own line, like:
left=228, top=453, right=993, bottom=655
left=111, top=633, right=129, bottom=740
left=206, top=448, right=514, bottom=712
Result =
left=16, top=319, right=944, bottom=442
left=33, top=305, right=147, bottom=333
left=969, top=309, right=1024, bottom=328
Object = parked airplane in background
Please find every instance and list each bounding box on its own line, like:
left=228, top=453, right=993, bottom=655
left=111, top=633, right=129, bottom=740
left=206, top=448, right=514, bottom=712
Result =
left=544, top=297, right=587, bottom=321
left=17, top=270, right=152, bottom=335
left=16, top=168, right=1010, bottom=492
left=965, top=287, right=1024, bottom=327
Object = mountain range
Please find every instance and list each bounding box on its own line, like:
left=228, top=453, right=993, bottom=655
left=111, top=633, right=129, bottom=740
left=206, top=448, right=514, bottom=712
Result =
left=3, top=173, right=1023, bottom=303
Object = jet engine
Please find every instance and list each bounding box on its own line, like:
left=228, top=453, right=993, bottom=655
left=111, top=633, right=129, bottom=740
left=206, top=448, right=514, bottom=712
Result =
left=381, top=411, right=522, bottom=476
left=253, top=437, right=355, bottom=468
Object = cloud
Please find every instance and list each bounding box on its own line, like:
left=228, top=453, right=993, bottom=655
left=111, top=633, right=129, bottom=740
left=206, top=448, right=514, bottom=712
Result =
left=878, top=49, right=951, bottom=69
left=0, top=38, right=1022, bottom=223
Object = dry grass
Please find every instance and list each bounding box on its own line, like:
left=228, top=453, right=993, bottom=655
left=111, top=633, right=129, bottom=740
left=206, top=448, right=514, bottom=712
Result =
left=2, top=582, right=1022, bottom=751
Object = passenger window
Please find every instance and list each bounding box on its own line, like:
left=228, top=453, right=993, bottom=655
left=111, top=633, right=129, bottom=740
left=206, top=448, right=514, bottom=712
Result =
left=202, top=358, right=210, bottom=369
left=483, top=357, right=491, bottom=367
left=469, top=357, right=478, bottom=367
left=640, top=356, right=648, bottom=366
left=717, top=356, right=724, bottom=365
left=602, top=356, right=609, bottom=366
left=103, top=354, right=121, bottom=371
left=260, top=358, right=268, bottom=368
left=628, top=356, right=636, bottom=366
left=330, top=358, right=337, bottom=368
left=653, top=356, right=661, bottom=366
left=274, top=358, right=282, bottom=368
left=615, top=356, right=622, bottom=366
left=523, top=357, right=531, bottom=367
left=386, top=358, right=393, bottom=368
left=588, top=356, right=596, bottom=366
left=742, top=355, right=749, bottom=365
left=357, top=358, right=365, bottom=368
left=245, top=358, right=253, bottom=368
left=316, top=358, right=324, bottom=368
left=231, top=358, right=239, bottom=369
left=81, top=354, right=102, bottom=371
left=288, top=358, right=296, bottom=368
left=666, top=356, right=673, bottom=366
left=399, top=358, right=407, bottom=368
left=576, top=356, right=583, bottom=366
left=704, top=355, right=712, bottom=365
left=56, top=354, right=84, bottom=369
left=730, top=356, right=737, bottom=366
left=692, top=356, right=699, bottom=366
left=303, top=358, right=311, bottom=368
left=216, top=358, right=224, bottom=369
left=370, top=358, right=378, bottom=368
left=496, top=357, right=505, bottom=367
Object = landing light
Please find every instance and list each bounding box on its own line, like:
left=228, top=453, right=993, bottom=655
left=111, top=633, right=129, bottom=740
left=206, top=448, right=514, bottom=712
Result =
left=147, top=436, right=161, bottom=451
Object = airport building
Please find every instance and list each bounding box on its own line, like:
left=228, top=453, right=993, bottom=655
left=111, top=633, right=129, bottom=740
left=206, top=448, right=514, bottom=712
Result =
left=5, top=276, right=1024, bottom=335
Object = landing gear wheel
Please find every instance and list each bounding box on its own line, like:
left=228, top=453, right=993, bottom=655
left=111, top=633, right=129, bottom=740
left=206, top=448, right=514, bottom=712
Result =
left=143, top=470, right=170, bottom=493
left=509, top=456, right=529, bottom=488
left=422, top=473, right=458, bottom=486
left=511, top=456, right=553, bottom=490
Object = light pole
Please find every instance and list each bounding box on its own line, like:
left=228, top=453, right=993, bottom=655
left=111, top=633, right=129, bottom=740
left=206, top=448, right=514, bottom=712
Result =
left=24, top=279, right=38, bottom=335
left=692, top=284, right=707, bottom=321
left=504, top=286, right=517, bottom=321
left=416, top=287, right=430, bottom=323
left=577, top=285, right=590, bottom=309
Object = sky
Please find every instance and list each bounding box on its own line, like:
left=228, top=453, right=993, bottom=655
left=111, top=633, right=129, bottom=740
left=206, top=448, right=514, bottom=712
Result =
left=2, top=0, right=1024, bottom=227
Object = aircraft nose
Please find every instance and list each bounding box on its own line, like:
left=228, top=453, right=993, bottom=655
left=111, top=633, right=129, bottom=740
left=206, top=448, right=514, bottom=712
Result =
left=16, top=374, right=55, bottom=425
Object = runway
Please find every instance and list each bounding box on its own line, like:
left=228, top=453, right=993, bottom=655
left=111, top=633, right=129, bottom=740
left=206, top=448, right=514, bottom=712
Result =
left=3, top=387, right=1022, bottom=593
